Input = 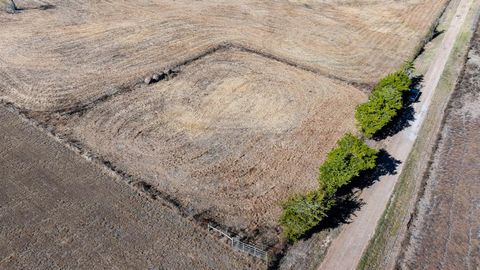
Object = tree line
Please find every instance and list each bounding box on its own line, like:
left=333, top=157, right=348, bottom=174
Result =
left=280, top=63, right=414, bottom=242
left=356, top=63, right=413, bottom=138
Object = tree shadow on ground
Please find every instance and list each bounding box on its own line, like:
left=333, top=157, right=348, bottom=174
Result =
left=348, top=149, right=401, bottom=191
left=373, top=75, right=424, bottom=141
left=411, top=74, right=424, bottom=89
left=314, top=193, right=364, bottom=232
left=373, top=105, right=415, bottom=141
left=303, top=150, right=401, bottom=238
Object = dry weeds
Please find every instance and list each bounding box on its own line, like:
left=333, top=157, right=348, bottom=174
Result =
left=0, top=0, right=451, bottom=263
left=50, top=48, right=366, bottom=247
left=0, top=0, right=446, bottom=112
left=401, top=27, right=480, bottom=270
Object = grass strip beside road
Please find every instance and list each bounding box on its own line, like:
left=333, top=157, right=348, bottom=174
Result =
left=357, top=3, right=480, bottom=269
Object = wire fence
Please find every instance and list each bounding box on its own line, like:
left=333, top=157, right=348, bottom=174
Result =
left=207, top=223, right=268, bottom=262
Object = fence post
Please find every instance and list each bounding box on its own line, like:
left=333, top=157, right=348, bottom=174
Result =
left=206, top=223, right=268, bottom=262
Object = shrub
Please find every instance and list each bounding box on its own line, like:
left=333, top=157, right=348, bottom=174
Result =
left=355, top=86, right=403, bottom=138
left=319, top=134, right=378, bottom=196
left=279, top=134, right=377, bottom=242
left=279, top=190, right=334, bottom=242
left=401, top=61, right=415, bottom=74
left=373, top=71, right=411, bottom=93
left=355, top=63, right=414, bottom=138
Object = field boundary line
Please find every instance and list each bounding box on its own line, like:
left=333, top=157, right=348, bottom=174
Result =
left=207, top=223, right=269, bottom=263
left=46, top=41, right=367, bottom=117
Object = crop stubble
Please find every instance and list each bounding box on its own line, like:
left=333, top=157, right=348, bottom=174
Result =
left=1, top=0, right=447, bottom=111
left=0, top=107, right=257, bottom=269
left=0, top=0, right=448, bottom=248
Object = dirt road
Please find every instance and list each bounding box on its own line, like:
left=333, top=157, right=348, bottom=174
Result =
left=401, top=26, right=480, bottom=270
left=318, top=0, right=474, bottom=269
left=0, top=107, right=256, bottom=269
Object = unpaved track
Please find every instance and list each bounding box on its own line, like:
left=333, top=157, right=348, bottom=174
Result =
left=0, top=107, right=257, bottom=269
left=401, top=26, right=480, bottom=270
left=318, top=0, right=474, bottom=269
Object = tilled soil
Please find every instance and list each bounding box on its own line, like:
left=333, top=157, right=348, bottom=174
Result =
left=0, top=106, right=260, bottom=269
left=401, top=26, right=480, bottom=270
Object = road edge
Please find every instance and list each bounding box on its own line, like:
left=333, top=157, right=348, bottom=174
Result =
left=357, top=2, right=480, bottom=269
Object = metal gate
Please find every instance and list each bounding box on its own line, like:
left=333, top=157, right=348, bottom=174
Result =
left=207, top=223, right=268, bottom=262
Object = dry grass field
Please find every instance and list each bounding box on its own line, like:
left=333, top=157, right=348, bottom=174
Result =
left=400, top=27, right=480, bottom=269
left=56, top=48, right=365, bottom=245
left=0, top=0, right=450, bottom=262
left=0, top=107, right=257, bottom=269
left=0, top=0, right=447, bottom=112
